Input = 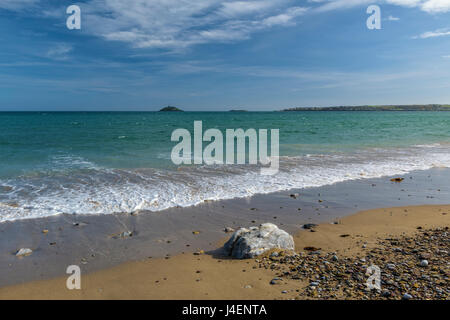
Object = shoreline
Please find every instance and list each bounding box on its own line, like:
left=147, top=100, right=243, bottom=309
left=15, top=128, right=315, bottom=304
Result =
left=0, top=204, right=448, bottom=299
left=0, top=167, right=449, bottom=291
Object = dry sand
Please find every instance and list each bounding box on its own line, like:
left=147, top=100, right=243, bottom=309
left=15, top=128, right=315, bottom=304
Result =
left=0, top=204, right=448, bottom=300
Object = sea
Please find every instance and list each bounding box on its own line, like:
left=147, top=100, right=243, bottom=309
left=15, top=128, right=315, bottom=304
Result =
left=1, top=111, right=450, bottom=223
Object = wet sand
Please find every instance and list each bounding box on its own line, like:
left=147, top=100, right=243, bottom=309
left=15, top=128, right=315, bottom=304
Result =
left=0, top=204, right=448, bottom=300
left=0, top=168, right=449, bottom=298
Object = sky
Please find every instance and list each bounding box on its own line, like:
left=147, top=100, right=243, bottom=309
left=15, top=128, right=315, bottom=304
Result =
left=1, top=0, right=450, bottom=111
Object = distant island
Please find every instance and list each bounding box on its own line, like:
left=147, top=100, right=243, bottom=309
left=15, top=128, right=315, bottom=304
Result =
left=229, top=109, right=248, bottom=112
left=159, top=106, right=183, bottom=112
left=282, top=104, right=450, bottom=112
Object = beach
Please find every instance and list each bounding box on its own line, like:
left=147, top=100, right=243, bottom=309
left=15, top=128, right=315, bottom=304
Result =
left=0, top=203, right=448, bottom=300
left=0, top=168, right=449, bottom=299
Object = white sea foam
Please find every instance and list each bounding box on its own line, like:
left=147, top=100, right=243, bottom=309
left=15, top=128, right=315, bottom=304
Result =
left=1, top=144, right=450, bottom=223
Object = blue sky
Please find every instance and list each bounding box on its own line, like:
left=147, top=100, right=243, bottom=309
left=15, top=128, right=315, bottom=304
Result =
left=1, top=0, right=450, bottom=111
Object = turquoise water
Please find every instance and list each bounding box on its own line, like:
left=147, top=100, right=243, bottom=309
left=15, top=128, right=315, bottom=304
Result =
left=1, top=111, right=450, bottom=222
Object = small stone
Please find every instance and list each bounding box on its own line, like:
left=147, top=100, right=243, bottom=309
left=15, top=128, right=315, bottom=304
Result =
left=16, top=248, right=32, bottom=257
left=402, top=293, right=413, bottom=300
left=120, top=231, right=133, bottom=238
left=310, top=281, right=320, bottom=287
left=381, top=290, right=391, bottom=298
left=270, top=278, right=282, bottom=285
left=332, top=255, right=338, bottom=261
left=386, top=263, right=396, bottom=270
left=244, top=285, right=252, bottom=289
left=224, top=227, right=235, bottom=233
left=270, top=251, right=280, bottom=258
left=73, top=222, right=88, bottom=227
left=419, top=260, right=429, bottom=267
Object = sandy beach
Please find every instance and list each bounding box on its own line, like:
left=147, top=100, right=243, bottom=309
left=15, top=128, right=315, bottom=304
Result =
left=0, top=168, right=449, bottom=300
left=1, top=203, right=448, bottom=300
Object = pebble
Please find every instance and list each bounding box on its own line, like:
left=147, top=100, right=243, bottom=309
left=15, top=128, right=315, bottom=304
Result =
left=382, top=290, right=391, bottom=298
left=254, top=227, right=449, bottom=300
left=270, top=252, right=280, bottom=258
left=386, top=263, right=396, bottom=270
left=118, top=231, right=133, bottom=238
left=419, top=260, right=429, bottom=267
left=270, top=278, right=283, bottom=285
left=16, top=248, right=33, bottom=257
left=402, top=293, right=413, bottom=300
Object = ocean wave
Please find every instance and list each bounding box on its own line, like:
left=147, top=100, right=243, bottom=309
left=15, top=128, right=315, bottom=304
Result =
left=0, top=144, right=450, bottom=223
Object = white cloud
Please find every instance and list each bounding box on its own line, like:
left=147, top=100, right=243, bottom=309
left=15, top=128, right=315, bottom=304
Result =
left=313, top=0, right=450, bottom=13
left=80, top=0, right=308, bottom=49
left=45, top=44, right=73, bottom=61
left=0, top=0, right=39, bottom=10
left=386, top=0, right=422, bottom=8
left=415, top=28, right=450, bottom=38
left=421, top=0, right=450, bottom=13
left=218, top=0, right=276, bottom=17
left=3, top=0, right=450, bottom=50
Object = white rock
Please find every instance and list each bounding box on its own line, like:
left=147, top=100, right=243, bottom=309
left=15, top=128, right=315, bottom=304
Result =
left=419, top=259, right=429, bottom=267
left=223, top=223, right=295, bottom=259
left=16, top=248, right=33, bottom=257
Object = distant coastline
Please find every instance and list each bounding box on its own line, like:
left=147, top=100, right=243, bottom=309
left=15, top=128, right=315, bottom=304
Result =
left=282, top=104, right=450, bottom=111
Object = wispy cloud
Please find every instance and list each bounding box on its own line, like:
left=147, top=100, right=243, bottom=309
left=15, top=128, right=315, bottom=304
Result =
left=73, top=0, right=450, bottom=49
left=414, top=28, right=450, bottom=38
left=45, top=43, right=73, bottom=61
left=386, top=15, right=400, bottom=21
left=79, top=0, right=308, bottom=50
left=313, top=0, right=450, bottom=13
left=0, top=0, right=39, bottom=11
left=2, top=0, right=450, bottom=51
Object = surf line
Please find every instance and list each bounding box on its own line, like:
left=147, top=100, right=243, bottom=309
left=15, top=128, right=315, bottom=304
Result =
left=171, top=121, right=279, bottom=175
